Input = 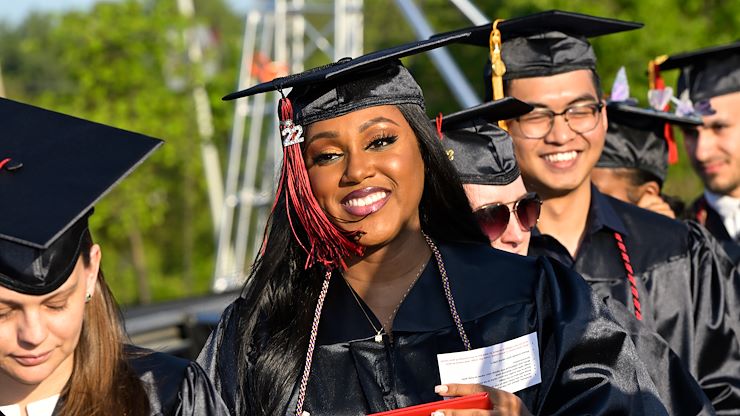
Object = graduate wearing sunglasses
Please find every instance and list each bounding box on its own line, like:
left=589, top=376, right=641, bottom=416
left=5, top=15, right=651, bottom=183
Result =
left=435, top=98, right=541, bottom=255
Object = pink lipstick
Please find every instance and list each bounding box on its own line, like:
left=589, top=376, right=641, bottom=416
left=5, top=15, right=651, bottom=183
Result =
left=341, top=187, right=391, bottom=217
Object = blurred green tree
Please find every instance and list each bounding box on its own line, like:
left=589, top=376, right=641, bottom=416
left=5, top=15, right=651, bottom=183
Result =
left=0, top=0, right=242, bottom=304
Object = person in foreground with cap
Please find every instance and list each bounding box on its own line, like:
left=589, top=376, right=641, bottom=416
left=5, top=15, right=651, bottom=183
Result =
left=444, top=9, right=740, bottom=413
left=591, top=100, right=703, bottom=219
left=0, top=98, right=229, bottom=416
left=198, top=36, right=668, bottom=416
left=440, top=99, right=717, bottom=415
left=437, top=98, right=541, bottom=255
left=653, top=43, right=740, bottom=264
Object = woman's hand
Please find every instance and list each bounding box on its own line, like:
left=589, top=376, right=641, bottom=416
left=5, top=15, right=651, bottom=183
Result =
left=636, top=193, right=676, bottom=219
left=431, top=384, right=534, bottom=416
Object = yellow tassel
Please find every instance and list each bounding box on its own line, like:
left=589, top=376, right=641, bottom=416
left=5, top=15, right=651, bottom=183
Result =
left=489, top=19, right=508, bottom=130
left=648, top=54, right=668, bottom=90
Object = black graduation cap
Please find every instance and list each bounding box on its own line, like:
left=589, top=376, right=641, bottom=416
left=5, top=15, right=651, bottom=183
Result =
left=223, top=31, right=475, bottom=125
left=431, top=10, right=642, bottom=101
left=656, top=42, right=740, bottom=102
left=0, top=98, right=162, bottom=295
left=597, top=102, right=702, bottom=184
left=436, top=98, right=533, bottom=186
left=220, top=31, right=480, bottom=269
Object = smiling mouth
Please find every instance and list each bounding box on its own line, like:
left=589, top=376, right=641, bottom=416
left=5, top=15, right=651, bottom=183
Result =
left=341, top=188, right=391, bottom=217
left=700, top=160, right=726, bottom=175
left=543, top=151, right=578, bottom=163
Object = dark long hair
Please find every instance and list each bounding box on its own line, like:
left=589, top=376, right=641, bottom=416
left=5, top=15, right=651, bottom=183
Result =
left=234, top=103, right=486, bottom=415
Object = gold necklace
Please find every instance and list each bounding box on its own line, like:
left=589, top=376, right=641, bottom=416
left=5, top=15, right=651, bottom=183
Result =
left=342, top=255, right=430, bottom=343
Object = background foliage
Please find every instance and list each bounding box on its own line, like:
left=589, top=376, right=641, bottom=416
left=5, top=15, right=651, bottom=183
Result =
left=1, top=0, right=736, bottom=304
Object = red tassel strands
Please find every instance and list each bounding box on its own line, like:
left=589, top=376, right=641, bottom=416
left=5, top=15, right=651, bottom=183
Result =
left=649, top=58, right=679, bottom=164
left=275, top=96, right=364, bottom=270
left=613, top=232, right=642, bottom=321
left=435, top=112, right=444, bottom=140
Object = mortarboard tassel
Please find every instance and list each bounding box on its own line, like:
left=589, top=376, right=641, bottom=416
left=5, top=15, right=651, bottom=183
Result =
left=276, top=96, right=364, bottom=270
left=435, top=112, right=444, bottom=140
left=489, top=19, right=508, bottom=131
left=649, top=56, right=679, bottom=164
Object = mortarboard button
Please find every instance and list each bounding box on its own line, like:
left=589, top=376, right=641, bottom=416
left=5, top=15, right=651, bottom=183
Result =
left=0, top=158, right=23, bottom=172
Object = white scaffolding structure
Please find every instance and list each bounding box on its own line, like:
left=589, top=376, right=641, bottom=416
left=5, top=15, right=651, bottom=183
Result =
left=213, top=0, right=364, bottom=292
left=211, top=0, right=489, bottom=292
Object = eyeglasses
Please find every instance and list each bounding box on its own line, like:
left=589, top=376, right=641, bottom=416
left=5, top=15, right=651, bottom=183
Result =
left=473, top=192, right=542, bottom=242
left=515, top=102, right=604, bottom=139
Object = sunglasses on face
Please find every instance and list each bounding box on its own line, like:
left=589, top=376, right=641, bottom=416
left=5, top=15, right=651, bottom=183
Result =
left=473, top=192, right=542, bottom=242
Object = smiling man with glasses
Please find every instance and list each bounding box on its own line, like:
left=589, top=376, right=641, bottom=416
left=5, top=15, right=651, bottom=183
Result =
left=441, top=9, right=740, bottom=413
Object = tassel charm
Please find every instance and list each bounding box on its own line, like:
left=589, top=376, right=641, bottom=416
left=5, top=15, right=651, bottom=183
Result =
left=275, top=96, right=364, bottom=270
left=281, top=119, right=304, bottom=147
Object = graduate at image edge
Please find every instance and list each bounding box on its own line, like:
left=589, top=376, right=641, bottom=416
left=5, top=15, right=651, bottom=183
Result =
left=197, top=34, right=668, bottom=415
left=0, top=98, right=229, bottom=416
left=441, top=9, right=740, bottom=413
left=652, top=43, right=740, bottom=264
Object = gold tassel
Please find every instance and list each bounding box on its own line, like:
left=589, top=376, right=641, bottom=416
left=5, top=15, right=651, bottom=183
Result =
left=489, top=19, right=508, bottom=130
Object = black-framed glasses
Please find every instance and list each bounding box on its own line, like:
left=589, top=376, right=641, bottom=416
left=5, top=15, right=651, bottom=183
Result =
left=515, top=102, right=604, bottom=139
left=473, top=192, right=542, bottom=242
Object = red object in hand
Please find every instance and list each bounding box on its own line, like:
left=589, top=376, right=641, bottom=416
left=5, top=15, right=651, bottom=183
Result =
left=368, top=392, right=492, bottom=415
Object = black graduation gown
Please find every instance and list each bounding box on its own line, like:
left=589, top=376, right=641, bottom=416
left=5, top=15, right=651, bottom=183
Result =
left=125, top=349, right=231, bottom=415
left=688, top=195, right=740, bottom=265
left=35, top=347, right=230, bottom=416
left=530, top=187, right=740, bottom=414
left=198, top=241, right=668, bottom=415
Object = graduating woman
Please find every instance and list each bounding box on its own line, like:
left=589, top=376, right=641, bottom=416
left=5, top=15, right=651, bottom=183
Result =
left=199, top=36, right=667, bottom=416
left=0, top=98, right=229, bottom=416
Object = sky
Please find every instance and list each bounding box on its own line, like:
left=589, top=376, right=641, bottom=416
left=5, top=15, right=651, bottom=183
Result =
left=0, top=0, right=251, bottom=25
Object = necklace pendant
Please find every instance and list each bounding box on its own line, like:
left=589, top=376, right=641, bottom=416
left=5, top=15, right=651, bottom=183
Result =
left=374, top=333, right=383, bottom=343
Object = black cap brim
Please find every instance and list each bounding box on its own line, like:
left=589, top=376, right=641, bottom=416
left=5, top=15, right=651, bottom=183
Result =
left=430, top=10, right=643, bottom=47
left=607, top=101, right=703, bottom=127
left=436, top=97, right=533, bottom=128
left=658, top=42, right=740, bottom=71
left=223, top=30, right=473, bottom=101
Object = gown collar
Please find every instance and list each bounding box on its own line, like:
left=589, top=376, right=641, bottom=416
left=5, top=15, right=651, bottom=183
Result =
left=0, top=395, right=59, bottom=416
left=317, top=241, right=537, bottom=344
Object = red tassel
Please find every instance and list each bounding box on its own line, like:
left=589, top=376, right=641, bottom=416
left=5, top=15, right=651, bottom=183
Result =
left=665, top=124, right=679, bottom=164
left=435, top=113, right=444, bottom=140
left=653, top=71, right=679, bottom=165
left=276, top=97, right=364, bottom=269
